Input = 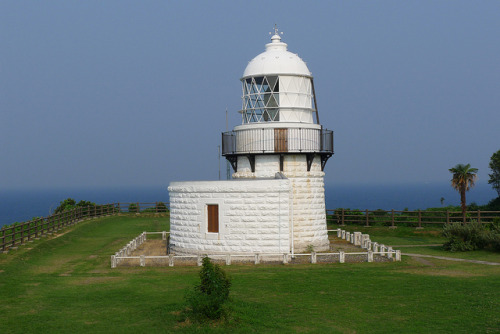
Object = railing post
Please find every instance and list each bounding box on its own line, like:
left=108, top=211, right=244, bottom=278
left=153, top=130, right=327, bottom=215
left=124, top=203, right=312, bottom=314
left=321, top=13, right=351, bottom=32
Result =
left=365, top=209, right=370, bottom=227
left=417, top=210, right=422, bottom=229
left=446, top=210, right=450, bottom=224
left=341, top=208, right=345, bottom=226
left=391, top=209, right=395, bottom=228
left=477, top=210, right=481, bottom=224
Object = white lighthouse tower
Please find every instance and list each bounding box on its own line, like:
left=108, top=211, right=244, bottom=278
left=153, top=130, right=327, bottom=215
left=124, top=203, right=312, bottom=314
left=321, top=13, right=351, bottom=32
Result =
left=222, top=28, right=334, bottom=252
left=169, top=28, right=333, bottom=255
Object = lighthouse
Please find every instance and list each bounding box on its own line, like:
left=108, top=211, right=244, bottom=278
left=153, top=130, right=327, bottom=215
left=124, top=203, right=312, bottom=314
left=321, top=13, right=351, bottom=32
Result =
left=169, top=29, right=333, bottom=255
left=222, top=28, right=333, bottom=252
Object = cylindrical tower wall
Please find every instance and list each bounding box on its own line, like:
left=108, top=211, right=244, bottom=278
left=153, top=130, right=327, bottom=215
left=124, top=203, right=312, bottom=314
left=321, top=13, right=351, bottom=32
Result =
left=233, top=154, right=330, bottom=252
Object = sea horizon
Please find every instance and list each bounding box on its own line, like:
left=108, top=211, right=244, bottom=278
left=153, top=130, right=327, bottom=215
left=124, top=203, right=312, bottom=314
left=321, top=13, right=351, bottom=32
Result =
left=0, top=182, right=497, bottom=228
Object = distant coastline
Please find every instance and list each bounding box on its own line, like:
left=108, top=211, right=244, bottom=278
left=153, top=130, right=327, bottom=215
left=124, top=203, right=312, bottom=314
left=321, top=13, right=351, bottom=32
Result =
left=0, top=182, right=496, bottom=227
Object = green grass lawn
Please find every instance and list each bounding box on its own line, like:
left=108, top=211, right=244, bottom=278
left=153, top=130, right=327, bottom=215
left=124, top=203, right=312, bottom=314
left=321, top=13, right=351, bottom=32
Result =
left=1, top=216, right=499, bottom=333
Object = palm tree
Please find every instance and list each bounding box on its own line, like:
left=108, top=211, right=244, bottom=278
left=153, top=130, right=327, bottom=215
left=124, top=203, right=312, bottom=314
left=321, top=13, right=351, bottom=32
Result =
left=449, top=163, right=478, bottom=222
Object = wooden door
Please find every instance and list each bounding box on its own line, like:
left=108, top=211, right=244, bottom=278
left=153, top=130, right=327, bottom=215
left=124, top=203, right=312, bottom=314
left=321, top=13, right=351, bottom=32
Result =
left=274, top=128, right=288, bottom=152
left=207, top=204, right=219, bottom=233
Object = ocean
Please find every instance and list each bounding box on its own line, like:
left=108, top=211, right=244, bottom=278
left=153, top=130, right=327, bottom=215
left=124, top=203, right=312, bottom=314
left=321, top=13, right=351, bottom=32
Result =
left=0, top=183, right=497, bottom=228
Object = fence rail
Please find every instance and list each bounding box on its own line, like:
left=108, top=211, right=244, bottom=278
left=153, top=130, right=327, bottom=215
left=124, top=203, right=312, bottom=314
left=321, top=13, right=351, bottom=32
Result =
left=2, top=201, right=499, bottom=252
left=327, top=209, right=500, bottom=228
left=0, top=202, right=169, bottom=252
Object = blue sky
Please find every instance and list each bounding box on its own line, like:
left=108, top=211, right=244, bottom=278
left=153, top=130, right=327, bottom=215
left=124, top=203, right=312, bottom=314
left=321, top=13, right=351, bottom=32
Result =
left=1, top=1, right=499, bottom=190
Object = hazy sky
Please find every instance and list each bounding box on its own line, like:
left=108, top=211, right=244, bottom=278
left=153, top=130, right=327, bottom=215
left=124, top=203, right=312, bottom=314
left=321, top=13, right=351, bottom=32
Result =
left=1, top=1, right=499, bottom=190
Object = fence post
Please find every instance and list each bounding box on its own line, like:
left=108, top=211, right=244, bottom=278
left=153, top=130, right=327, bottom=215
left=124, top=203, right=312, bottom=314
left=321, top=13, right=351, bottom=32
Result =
left=367, top=250, right=373, bottom=262
left=446, top=210, right=450, bottom=224
left=391, top=209, right=395, bottom=228
left=20, top=224, right=24, bottom=244
left=2, top=229, right=6, bottom=252
left=477, top=210, right=481, bottom=224
left=311, top=252, right=317, bottom=264
left=169, top=254, right=174, bottom=267
left=365, top=209, right=370, bottom=227
left=339, top=250, right=345, bottom=263
left=417, top=210, right=422, bottom=229
left=341, top=208, right=345, bottom=226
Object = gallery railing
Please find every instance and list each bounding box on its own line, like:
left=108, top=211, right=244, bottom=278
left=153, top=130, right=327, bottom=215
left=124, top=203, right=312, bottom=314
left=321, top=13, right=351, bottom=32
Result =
left=222, top=128, right=333, bottom=155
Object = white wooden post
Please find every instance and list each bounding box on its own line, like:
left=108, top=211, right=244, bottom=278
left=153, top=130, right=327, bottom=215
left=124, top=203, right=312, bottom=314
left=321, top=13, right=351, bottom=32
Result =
left=197, top=256, right=202, bottom=266
left=367, top=251, right=373, bottom=262
left=354, top=232, right=362, bottom=246
left=111, top=255, right=116, bottom=268
left=283, top=253, right=288, bottom=264
left=337, top=229, right=341, bottom=238
left=380, top=245, right=386, bottom=256
left=311, top=251, right=317, bottom=264
left=255, top=253, right=260, bottom=265
left=342, top=230, right=346, bottom=239
left=162, top=231, right=166, bottom=240
left=140, top=255, right=145, bottom=267
left=226, top=254, right=231, bottom=266
left=387, top=247, right=393, bottom=259
left=346, top=233, right=350, bottom=242
left=169, top=254, right=174, bottom=267
left=339, top=251, right=345, bottom=263
left=395, top=250, right=401, bottom=261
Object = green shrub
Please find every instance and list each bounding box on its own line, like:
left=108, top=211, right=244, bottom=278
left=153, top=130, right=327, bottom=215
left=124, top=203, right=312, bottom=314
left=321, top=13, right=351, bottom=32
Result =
left=155, top=202, right=168, bottom=213
left=185, top=257, right=231, bottom=321
left=128, top=203, right=138, bottom=213
left=442, top=222, right=497, bottom=252
left=54, top=198, right=77, bottom=214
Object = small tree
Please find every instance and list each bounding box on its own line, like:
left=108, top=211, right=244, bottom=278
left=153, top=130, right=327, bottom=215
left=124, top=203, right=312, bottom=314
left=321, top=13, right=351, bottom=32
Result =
left=449, top=163, right=478, bottom=222
left=185, top=257, right=231, bottom=321
left=488, top=150, right=500, bottom=197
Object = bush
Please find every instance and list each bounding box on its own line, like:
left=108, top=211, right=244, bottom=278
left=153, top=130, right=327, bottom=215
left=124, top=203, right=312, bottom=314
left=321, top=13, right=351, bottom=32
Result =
left=54, top=198, right=97, bottom=214
left=156, top=202, right=168, bottom=213
left=128, top=203, right=138, bottom=213
left=54, top=198, right=77, bottom=214
left=442, top=222, right=498, bottom=252
left=185, top=257, right=231, bottom=321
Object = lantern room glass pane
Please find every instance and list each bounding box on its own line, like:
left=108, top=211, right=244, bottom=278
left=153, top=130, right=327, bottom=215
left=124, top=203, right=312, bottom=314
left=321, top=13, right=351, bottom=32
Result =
left=242, top=75, right=280, bottom=123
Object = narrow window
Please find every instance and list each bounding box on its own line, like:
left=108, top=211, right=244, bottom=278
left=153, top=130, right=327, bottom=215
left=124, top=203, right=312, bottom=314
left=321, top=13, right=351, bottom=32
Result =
left=207, top=204, right=219, bottom=233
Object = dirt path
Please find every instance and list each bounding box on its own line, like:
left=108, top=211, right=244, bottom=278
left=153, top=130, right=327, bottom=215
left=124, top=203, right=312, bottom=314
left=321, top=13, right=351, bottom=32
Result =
left=402, top=253, right=500, bottom=266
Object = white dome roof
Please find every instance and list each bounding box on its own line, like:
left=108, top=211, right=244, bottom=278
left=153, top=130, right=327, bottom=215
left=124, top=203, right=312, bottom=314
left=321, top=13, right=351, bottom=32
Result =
left=242, top=33, right=311, bottom=78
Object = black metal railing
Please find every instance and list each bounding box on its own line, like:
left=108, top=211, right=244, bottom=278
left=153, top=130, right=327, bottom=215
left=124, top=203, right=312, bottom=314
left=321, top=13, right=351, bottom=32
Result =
left=222, top=128, right=334, bottom=155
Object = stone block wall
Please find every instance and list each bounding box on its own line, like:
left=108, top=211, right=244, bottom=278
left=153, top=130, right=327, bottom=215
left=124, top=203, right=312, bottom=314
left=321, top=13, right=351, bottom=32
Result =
left=233, top=154, right=330, bottom=252
left=168, top=179, right=291, bottom=255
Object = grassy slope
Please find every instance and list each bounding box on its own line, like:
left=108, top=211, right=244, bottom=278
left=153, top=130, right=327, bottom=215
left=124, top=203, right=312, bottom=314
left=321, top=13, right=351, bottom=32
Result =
left=0, top=216, right=499, bottom=333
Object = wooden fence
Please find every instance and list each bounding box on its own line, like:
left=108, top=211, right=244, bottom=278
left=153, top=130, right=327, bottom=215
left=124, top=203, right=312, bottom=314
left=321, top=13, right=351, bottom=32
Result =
left=327, top=209, right=500, bottom=228
left=2, top=201, right=499, bottom=252
left=0, top=202, right=169, bottom=252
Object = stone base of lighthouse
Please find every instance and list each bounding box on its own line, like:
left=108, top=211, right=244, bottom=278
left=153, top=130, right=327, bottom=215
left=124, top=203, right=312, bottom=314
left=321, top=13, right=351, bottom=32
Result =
left=234, top=154, right=330, bottom=253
